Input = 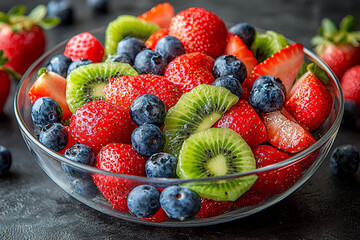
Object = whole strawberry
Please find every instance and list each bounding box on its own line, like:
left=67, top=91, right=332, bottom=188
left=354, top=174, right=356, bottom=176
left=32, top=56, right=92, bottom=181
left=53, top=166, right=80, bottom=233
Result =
left=69, top=100, right=136, bottom=153
left=0, top=5, right=59, bottom=75
left=0, top=51, right=13, bottom=115
left=341, top=65, right=360, bottom=110
left=92, top=143, right=147, bottom=212
left=169, top=7, right=227, bottom=58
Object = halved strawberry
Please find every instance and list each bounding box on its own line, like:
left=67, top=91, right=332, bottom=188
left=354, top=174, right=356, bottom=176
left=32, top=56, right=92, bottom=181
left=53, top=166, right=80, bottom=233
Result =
left=195, top=198, right=233, bottom=218
left=138, top=2, right=175, bottom=28
left=262, top=108, right=316, bottom=153
left=231, top=189, right=266, bottom=209
left=224, top=33, right=258, bottom=77
left=246, top=43, right=304, bottom=93
left=214, top=100, right=267, bottom=148
left=28, top=71, right=72, bottom=120
left=145, top=28, right=169, bottom=50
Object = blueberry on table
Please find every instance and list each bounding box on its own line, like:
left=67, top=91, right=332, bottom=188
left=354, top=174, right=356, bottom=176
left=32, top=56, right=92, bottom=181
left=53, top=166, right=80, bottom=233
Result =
left=228, top=22, right=256, bottom=48
left=127, top=185, right=161, bottom=218
left=330, top=145, right=360, bottom=177
left=212, top=76, right=243, bottom=98
left=39, top=123, right=68, bottom=152
left=109, top=53, right=133, bottom=65
left=67, top=59, right=92, bottom=76
left=46, top=54, right=72, bottom=78
left=160, top=186, right=201, bottom=221
left=213, top=55, right=247, bottom=83
left=47, top=0, right=74, bottom=25
left=145, top=152, right=177, bottom=178
left=31, top=97, right=63, bottom=128
left=131, top=123, right=166, bottom=156
left=155, top=35, right=185, bottom=64
left=0, top=146, right=12, bottom=177
left=130, top=94, right=167, bottom=126
left=116, top=37, right=146, bottom=62
left=87, top=0, right=108, bottom=13
left=134, top=49, right=166, bottom=75
left=62, top=143, right=95, bottom=178
left=341, top=100, right=359, bottom=127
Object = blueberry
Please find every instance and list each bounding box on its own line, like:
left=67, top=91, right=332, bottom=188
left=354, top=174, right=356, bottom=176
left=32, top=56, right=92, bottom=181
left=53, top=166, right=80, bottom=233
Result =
left=155, top=36, right=185, bottom=64
left=131, top=123, right=165, bottom=156
left=0, top=146, right=12, bottom=177
left=212, top=76, right=243, bottom=98
left=109, top=53, right=133, bottom=65
left=249, top=75, right=285, bottom=113
left=228, top=22, right=256, bottom=48
left=86, top=0, right=108, bottom=13
left=47, top=0, right=74, bottom=25
left=160, top=186, right=201, bottom=220
left=117, top=37, right=146, bottom=62
left=145, top=153, right=177, bottom=178
left=39, top=123, right=68, bottom=152
left=130, top=94, right=167, bottom=126
left=127, top=185, right=161, bottom=218
left=62, top=143, right=95, bottom=178
left=213, top=55, right=247, bottom=83
left=46, top=54, right=72, bottom=78
left=67, top=59, right=92, bottom=76
left=330, top=144, right=360, bottom=177
left=341, top=100, right=359, bottom=127
left=134, top=49, right=166, bottom=75
left=31, top=97, right=63, bottom=128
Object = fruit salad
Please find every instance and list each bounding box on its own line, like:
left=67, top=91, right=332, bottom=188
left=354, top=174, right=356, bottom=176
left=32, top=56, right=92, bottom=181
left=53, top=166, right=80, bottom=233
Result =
left=27, top=3, right=334, bottom=222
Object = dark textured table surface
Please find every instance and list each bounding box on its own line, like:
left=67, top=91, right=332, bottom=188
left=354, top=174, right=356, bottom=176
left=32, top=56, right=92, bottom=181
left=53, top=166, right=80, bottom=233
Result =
left=1, top=0, right=360, bottom=239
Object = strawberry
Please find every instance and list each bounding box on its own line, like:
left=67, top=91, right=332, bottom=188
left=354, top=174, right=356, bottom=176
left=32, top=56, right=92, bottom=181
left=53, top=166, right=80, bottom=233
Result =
left=64, top=32, right=104, bottom=63
left=262, top=108, right=316, bottom=153
left=140, top=207, right=168, bottom=223
left=28, top=70, right=72, bottom=119
left=252, top=145, right=302, bottom=195
left=195, top=198, right=233, bottom=218
left=341, top=65, right=360, bottom=109
left=285, top=73, right=333, bottom=131
left=164, top=52, right=215, bottom=92
left=0, top=50, right=15, bottom=115
left=138, top=2, right=175, bottom=29
left=92, top=143, right=147, bottom=212
left=58, top=126, right=77, bottom=155
left=223, top=33, right=258, bottom=77
left=0, top=5, right=59, bottom=75
left=240, top=86, right=250, bottom=101
left=169, top=7, right=227, bottom=58
left=214, top=100, right=267, bottom=148
left=246, top=43, right=304, bottom=93
left=69, top=101, right=136, bottom=153
left=231, top=189, right=266, bottom=209
left=311, top=15, right=360, bottom=79
left=105, top=74, right=183, bottom=110
left=145, top=28, right=169, bottom=50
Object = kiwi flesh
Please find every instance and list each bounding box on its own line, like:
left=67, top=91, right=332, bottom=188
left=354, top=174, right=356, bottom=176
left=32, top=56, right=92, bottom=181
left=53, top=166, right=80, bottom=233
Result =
left=105, top=15, right=160, bottom=55
left=251, top=30, right=289, bottom=63
left=177, top=128, right=257, bottom=201
left=66, top=62, right=138, bottom=113
left=163, top=84, right=239, bottom=158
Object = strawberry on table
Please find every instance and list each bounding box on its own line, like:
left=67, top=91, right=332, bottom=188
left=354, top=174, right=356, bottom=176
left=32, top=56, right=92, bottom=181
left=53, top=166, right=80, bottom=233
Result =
left=341, top=65, right=360, bottom=110
left=195, top=197, right=233, bottom=219
left=145, top=28, right=169, bottom=50
left=138, top=2, right=175, bottom=29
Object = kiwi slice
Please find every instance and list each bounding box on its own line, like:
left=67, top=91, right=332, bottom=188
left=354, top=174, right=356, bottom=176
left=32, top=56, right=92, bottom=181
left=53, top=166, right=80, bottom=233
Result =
left=105, top=15, right=160, bottom=55
left=66, top=62, right=138, bottom=113
left=163, top=84, right=239, bottom=157
left=251, top=30, right=289, bottom=63
left=177, top=128, right=257, bottom=201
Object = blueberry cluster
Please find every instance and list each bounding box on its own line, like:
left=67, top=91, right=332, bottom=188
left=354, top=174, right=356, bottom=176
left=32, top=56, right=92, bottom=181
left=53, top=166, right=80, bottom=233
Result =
left=47, top=54, right=93, bottom=78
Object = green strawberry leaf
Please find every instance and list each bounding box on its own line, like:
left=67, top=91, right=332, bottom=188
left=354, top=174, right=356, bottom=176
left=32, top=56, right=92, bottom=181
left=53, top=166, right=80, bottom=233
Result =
left=39, top=17, right=61, bottom=30
left=307, top=63, right=330, bottom=85
left=340, top=15, right=357, bottom=32
left=29, top=4, right=47, bottom=23
left=7, top=5, right=26, bottom=17
left=38, top=67, right=48, bottom=77
left=0, top=12, right=10, bottom=24
left=319, top=18, right=338, bottom=37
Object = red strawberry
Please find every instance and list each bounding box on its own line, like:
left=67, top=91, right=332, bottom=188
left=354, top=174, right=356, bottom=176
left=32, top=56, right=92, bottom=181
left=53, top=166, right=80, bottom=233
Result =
left=141, top=208, right=168, bottom=223
left=246, top=43, right=304, bottom=93
left=104, top=74, right=182, bottom=110
left=195, top=198, right=233, bottom=219
left=0, top=51, right=13, bottom=115
left=285, top=73, right=333, bottom=131
left=164, top=52, right=215, bottom=92
left=58, top=127, right=77, bottom=155
left=231, top=189, right=266, bottom=209
left=252, top=145, right=302, bottom=195
left=28, top=70, right=72, bottom=119
left=341, top=65, right=360, bottom=109
left=214, top=100, right=267, bottom=148
left=92, top=143, right=147, bottom=212
left=169, top=7, right=227, bottom=58
left=240, top=86, right=250, bottom=101
left=138, top=3, right=175, bottom=28
left=262, top=109, right=316, bottom=153
left=145, top=28, right=169, bottom=50
left=224, top=33, right=258, bottom=77
left=64, top=32, right=104, bottom=63
left=69, top=101, right=136, bottom=153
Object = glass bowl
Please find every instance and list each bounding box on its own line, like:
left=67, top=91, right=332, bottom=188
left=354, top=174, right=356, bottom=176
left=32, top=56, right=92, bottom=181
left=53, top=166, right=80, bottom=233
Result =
left=14, top=27, right=344, bottom=227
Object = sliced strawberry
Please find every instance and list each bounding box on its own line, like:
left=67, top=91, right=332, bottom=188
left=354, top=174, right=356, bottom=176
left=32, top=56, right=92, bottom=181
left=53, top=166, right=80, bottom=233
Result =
left=252, top=145, right=302, bottom=195
left=145, top=28, right=169, bottom=50
left=214, top=100, right=267, bottom=147
left=246, top=43, right=304, bottom=93
left=285, top=73, right=333, bottom=131
left=195, top=198, right=233, bottom=218
left=28, top=71, right=72, bottom=120
left=138, top=3, right=175, bottom=28
left=231, top=189, right=266, bottom=209
left=224, top=33, right=258, bottom=77
left=92, top=143, right=147, bottom=213
left=262, top=108, right=316, bottom=153
left=141, top=208, right=168, bottom=223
